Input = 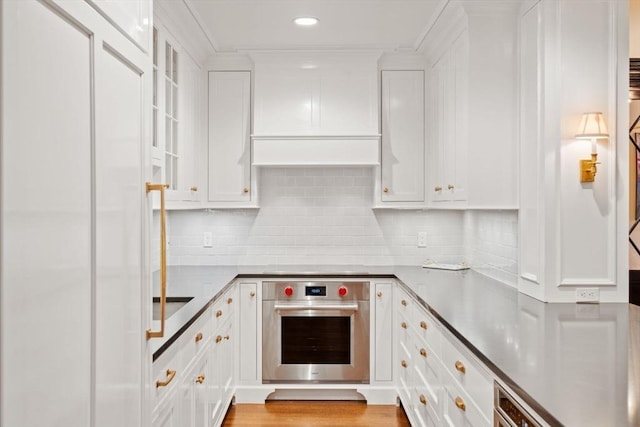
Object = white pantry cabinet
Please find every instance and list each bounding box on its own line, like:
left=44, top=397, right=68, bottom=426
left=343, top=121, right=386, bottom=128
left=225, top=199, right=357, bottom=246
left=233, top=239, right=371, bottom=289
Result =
left=374, top=283, right=394, bottom=382
left=380, top=70, right=425, bottom=204
left=208, top=71, right=253, bottom=204
left=0, top=1, right=151, bottom=426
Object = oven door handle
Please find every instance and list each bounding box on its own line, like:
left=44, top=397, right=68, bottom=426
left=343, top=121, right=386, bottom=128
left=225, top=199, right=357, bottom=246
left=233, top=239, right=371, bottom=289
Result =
left=273, top=303, right=359, bottom=312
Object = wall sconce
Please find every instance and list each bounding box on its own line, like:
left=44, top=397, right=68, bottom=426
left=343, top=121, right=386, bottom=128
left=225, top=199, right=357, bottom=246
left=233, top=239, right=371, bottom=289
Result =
left=575, top=112, right=609, bottom=183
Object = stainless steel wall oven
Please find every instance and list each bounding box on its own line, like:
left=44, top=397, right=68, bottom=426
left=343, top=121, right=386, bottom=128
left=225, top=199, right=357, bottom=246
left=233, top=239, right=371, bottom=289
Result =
left=262, top=281, right=370, bottom=383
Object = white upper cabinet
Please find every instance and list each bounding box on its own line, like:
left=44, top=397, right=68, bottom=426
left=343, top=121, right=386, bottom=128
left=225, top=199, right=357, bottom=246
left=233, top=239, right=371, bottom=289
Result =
left=423, top=2, right=518, bottom=208
left=428, top=31, right=469, bottom=204
left=152, top=19, right=204, bottom=205
left=87, top=0, right=152, bottom=52
left=380, top=70, right=425, bottom=204
left=208, top=71, right=253, bottom=204
left=252, top=53, right=379, bottom=137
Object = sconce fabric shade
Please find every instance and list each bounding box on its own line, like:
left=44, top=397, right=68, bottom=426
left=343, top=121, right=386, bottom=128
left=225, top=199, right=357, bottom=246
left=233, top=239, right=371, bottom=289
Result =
left=575, top=112, right=609, bottom=139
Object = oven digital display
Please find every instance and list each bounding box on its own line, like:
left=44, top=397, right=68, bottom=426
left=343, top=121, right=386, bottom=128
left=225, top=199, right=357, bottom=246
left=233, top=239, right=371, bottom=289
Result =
left=305, top=286, right=326, bottom=296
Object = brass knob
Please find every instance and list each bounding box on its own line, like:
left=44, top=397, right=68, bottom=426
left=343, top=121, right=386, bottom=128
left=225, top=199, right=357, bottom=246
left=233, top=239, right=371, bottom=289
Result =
left=190, top=186, right=198, bottom=192
left=227, top=297, right=233, bottom=304
left=419, top=395, right=427, bottom=405
left=455, top=396, right=466, bottom=412
left=216, top=335, right=222, bottom=343
left=195, top=332, right=203, bottom=343
left=383, top=187, right=389, bottom=193
left=195, top=374, right=205, bottom=384
left=224, top=335, right=230, bottom=340
left=216, top=310, right=223, bottom=318
left=420, top=348, right=427, bottom=358
left=401, top=360, right=407, bottom=368
left=243, top=187, right=249, bottom=193
left=401, top=300, right=407, bottom=306
left=448, top=184, right=454, bottom=190
left=377, top=291, right=382, bottom=297
left=250, top=291, right=256, bottom=297
left=455, top=360, right=466, bottom=374
left=434, top=186, right=442, bottom=192
left=420, top=321, right=428, bottom=330
left=401, top=322, right=407, bottom=329
left=156, top=369, right=176, bottom=388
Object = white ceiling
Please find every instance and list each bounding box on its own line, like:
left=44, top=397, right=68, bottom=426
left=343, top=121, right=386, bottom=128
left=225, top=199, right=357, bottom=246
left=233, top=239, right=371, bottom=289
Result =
left=185, top=0, right=448, bottom=52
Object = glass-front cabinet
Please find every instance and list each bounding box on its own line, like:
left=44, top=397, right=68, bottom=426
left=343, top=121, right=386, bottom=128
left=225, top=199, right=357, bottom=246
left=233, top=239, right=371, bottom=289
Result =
left=151, top=20, right=202, bottom=205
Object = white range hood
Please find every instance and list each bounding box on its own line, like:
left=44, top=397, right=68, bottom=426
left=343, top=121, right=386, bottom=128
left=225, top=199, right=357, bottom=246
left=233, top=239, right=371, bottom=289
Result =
left=250, top=52, right=381, bottom=167
left=251, top=135, right=380, bottom=167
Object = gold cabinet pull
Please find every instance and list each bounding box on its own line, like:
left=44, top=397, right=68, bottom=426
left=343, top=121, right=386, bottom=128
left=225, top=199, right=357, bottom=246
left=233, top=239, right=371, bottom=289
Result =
left=419, top=394, right=427, bottom=405
left=420, top=321, right=428, bottom=330
left=250, top=291, right=256, bottom=297
left=401, top=300, right=407, bottom=306
left=376, top=291, right=382, bottom=297
left=455, top=396, right=466, bottom=412
left=383, top=187, right=389, bottom=193
left=190, top=186, right=198, bottom=191
left=401, top=360, right=407, bottom=368
left=243, top=187, right=249, bottom=193
left=434, top=186, right=442, bottom=192
left=420, top=348, right=427, bottom=358
left=195, top=332, right=203, bottom=343
left=224, top=335, right=230, bottom=340
left=215, top=335, right=222, bottom=343
left=146, top=183, right=169, bottom=340
left=156, top=369, right=176, bottom=388
left=195, top=374, right=205, bottom=384
left=448, top=184, right=454, bottom=190
left=455, top=360, right=466, bottom=374
left=227, top=297, right=233, bottom=304
left=216, top=310, right=223, bottom=318
left=401, top=322, right=407, bottom=329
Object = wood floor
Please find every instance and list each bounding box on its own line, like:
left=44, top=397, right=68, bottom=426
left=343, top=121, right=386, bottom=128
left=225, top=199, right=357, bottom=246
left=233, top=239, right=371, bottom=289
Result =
left=221, top=401, right=411, bottom=427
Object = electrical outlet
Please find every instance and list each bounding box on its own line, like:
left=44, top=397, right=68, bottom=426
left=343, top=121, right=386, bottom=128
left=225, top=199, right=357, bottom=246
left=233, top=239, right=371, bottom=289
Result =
left=417, top=232, right=427, bottom=248
left=576, top=287, right=599, bottom=303
left=203, top=232, right=213, bottom=248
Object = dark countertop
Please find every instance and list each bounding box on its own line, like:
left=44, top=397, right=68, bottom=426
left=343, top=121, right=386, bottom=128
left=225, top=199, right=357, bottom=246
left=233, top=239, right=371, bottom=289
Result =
left=152, top=265, right=638, bottom=426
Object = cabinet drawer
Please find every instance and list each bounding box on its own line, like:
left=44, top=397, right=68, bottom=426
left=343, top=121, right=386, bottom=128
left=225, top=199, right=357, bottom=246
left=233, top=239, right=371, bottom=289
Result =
left=212, top=288, right=236, bottom=331
left=411, top=335, right=441, bottom=408
left=180, top=308, right=213, bottom=366
left=398, top=340, right=413, bottom=400
left=397, top=289, right=414, bottom=316
left=411, top=307, right=442, bottom=354
left=441, top=378, right=490, bottom=427
left=414, top=383, right=441, bottom=427
left=441, top=334, right=492, bottom=420
left=152, top=343, right=181, bottom=412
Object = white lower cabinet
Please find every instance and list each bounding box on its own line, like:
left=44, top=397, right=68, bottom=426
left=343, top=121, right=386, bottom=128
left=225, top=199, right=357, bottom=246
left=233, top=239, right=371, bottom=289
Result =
left=152, top=287, right=237, bottom=427
left=395, top=285, right=492, bottom=427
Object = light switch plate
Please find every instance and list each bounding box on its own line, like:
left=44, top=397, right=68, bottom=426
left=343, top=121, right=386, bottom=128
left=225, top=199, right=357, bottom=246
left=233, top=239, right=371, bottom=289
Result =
left=417, top=232, right=427, bottom=248
left=203, top=232, right=213, bottom=248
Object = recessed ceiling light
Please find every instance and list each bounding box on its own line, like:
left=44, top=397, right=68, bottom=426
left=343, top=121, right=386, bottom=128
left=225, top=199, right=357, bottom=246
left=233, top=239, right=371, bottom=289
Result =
left=294, top=17, right=319, bottom=26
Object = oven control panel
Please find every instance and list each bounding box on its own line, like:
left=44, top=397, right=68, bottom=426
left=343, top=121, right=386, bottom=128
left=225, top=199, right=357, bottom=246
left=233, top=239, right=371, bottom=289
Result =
left=263, top=281, right=369, bottom=301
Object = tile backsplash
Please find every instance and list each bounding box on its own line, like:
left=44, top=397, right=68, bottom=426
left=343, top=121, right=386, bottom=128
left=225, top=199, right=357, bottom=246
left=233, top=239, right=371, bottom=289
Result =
left=159, top=167, right=518, bottom=287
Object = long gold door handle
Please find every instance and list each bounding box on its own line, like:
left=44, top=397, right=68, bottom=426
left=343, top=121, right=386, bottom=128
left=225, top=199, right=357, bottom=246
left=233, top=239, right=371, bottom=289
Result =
left=146, top=183, right=169, bottom=340
left=156, top=369, right=176, bottom=388
left=455, top=396, right=466, bottom=411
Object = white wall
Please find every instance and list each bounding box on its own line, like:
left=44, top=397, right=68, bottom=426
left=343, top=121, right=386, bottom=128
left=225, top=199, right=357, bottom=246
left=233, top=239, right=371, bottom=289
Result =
left=163, top=167, right=518, bottom=286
